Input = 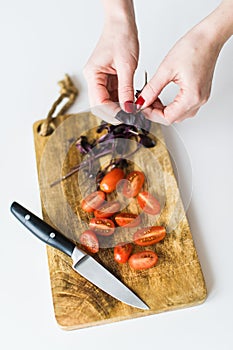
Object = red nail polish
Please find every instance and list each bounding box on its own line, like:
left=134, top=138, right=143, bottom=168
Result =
left=135, top=95, right=145, bottom=109
left=124, top=100, right=135, bottom=113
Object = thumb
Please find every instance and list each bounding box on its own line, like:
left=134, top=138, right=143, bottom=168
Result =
left=139, top=68, right=171, bottom=108
left=117, top=66, right=135, bottom=110
left=163, top=89, right=198, bottom=123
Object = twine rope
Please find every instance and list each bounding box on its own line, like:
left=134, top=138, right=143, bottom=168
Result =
left=39, top=74, right=78, bottom=136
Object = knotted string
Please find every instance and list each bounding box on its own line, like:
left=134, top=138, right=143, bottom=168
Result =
left=39, top=74, right=78, bottom=136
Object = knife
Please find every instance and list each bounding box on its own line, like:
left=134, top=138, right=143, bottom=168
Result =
left=10, top=202, right=149, bottom=310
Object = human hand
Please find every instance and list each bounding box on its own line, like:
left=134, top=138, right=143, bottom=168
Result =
left=139, top=29, right=221, bottom=124
left=84, top=1, right=139, bottom=115
left=139, top=1, right=233, bottom=124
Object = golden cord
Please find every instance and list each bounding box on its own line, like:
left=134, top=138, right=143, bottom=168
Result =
left=39, top=74, right=78, bottom=136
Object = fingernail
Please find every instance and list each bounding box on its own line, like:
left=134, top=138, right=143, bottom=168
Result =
left=135, top=95, right=145, bottom=110
left=124, top=100, right=135, bottom=113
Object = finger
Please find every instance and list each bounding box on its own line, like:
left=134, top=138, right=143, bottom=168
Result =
left=107, top=74, right=118, bottom=102
left=85, top=72, right=112, bottom=106
left=117, top=66, right=135, bottom=110
left=85, top=72, right=121, bottom=123
left=163, top=88, right=200, bottom=123
left=91, top=103, right=121, bottom=125
left=139, top=68, right=172, bottom=108
left=151, top=97, right=165, bottom=113
left=142, top=106, right=170, bottom=126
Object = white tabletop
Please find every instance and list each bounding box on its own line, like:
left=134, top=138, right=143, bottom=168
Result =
left=1, top=0, right=233, bottom=349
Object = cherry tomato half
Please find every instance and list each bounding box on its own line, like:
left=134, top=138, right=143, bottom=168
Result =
left=137, top=191, right=161, bottom=215
left=115, top=213, right=141, bottom=228
left=114, top=242, right=133, bottom=264
left=80, top=230, right=99, bottom=253
left=122, top=171, right=145, bottom=198
left=100, top=168, right=125, bottom=193
left=81, top=191, right=105, bottom=213
left=133, top=226, right=166, bottom=246
left=94, top=201, right=121, bottom=218
left=128, top=251, right=158, bottom=270
left=89, top=218, right=115, bottom=236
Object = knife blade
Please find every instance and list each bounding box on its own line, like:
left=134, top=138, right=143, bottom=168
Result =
left=10, top=202, right=149, bottom=310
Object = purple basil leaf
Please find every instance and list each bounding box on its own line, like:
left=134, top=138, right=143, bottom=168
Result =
left=76, top=136, right=91, bottom=154
left=139, top=134, right=156, bottom=148
left=96, top=122, right=110, bottom=133
left=115, top=109, right=152, bottom=133
left=135, top=111, right=152, bottom=132
left=115, top=110, right=137, bottom=125
left=116, top=158, right=128, bottom=168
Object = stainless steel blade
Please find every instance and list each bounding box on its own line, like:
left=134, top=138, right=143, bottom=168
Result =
left=71, top=247, right=149, bottom=310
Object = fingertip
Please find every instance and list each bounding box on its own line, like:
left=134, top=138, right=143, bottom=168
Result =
left=140, top=71, right=171, bottom=108
left=135, top=95, right=145, bottom=110
left=124, top=101, right=135, bottom=113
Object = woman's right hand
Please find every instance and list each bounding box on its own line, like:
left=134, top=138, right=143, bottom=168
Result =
left=83, top=0, right=139, bottom=115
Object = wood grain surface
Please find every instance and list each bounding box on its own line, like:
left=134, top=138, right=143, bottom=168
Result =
left=33, top=113, right=207, bottom=330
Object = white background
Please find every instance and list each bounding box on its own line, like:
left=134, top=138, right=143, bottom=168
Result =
left=1, top=0, right=233, bottom=349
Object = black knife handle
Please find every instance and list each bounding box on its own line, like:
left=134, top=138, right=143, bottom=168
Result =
left=10, top=202, right=75, bottom=257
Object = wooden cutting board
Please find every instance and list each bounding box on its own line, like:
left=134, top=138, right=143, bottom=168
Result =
left=33, top=112, right=207, bottom=330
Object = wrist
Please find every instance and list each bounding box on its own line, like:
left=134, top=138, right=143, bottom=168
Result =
left=194, top=1, right=233, bottom=49
left=101, top=0, right=136, bottom=26
left=216, top=0, right=233, bottom=41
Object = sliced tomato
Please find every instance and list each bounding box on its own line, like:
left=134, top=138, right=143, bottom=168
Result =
left=94, top=201, right=121, bottom=218
left=128, top=251, right=158, bottom=270
left=80, top=230, right=99, bottom=253
left=122, top=171, right=145, bottom=198
left=100, top=168, right=125, bottom=193
left=89, top=218, right=115, bottom=236
left=114, top=242, right=133, bottom=264
left=133, top=226, right=166, bottom=246
left=81, top=191, right=105, bottom=213
left=137, top=191, right=161, bottom=215
left=114, top=213, right=141, bottom=228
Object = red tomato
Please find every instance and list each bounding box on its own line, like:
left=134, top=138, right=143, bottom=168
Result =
left=94, top=201, right=121, bottom=218
left=80, top=230, right=99, bottom=253
left=114, top=242, right=133, bottom=264
left=133, top=226, right=166, bottom=246
left=128, top=251, right=158, bottom=270
left=100, top=168, right=125, bottom=193
left=114, top=213, right=141, bottom=228
left=137, top=191, right=161, bottom=215
left=89, top=218, right=115, bottom=236
left=122, top=171, right=145, bottom=198
left=81, top=191, right=105, bottom=213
